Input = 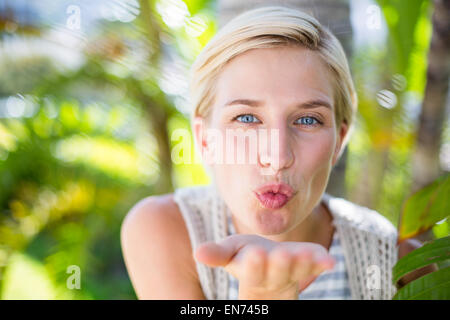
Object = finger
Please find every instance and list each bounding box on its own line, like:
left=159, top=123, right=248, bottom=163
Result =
left=241, top=245, right=267, bottom=287
left=312, top=255, right=336, bottom=276
left=266, top=247, right=293, bottom=288
left=291, top=249, right=314, bottom=282
left=292, top=250, right=318, bottom=292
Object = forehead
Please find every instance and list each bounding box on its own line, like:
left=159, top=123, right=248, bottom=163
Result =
left=214, top=46, right=334, bottom=108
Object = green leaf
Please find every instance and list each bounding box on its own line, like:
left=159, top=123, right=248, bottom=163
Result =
left=398, top=174, right=450, bottom=241
left=433, top=218, right=449, bottom=239
left=392, top=266, right=450, bottom=300
left=184, top=0, right=215, bottom=15
left=376, top=0, right=427, bottom=73
left=393, top=236, right=450, bottom=285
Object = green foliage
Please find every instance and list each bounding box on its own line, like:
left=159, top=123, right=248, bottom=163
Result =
left=376, top=0, right=429, bottom=74
left=393, top=236, right=450, bottom=285
left=393, top=265, right=450, bottom=300
left=392, top=174, right=450, bottom=300
left=348, top=0, right=434, bottom=228
left=398, top=174, right=450, bottom=240
left=0, top=0, right=219, bottom=299
left=0, top=101, right=154, bottom=299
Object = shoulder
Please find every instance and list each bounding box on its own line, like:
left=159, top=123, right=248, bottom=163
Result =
left=120, top=193, right=205, bottom=299
left=323, top=193, right=398, bottom=239
left=121, top=194, right=187, bottom=247
left=398, top=238, right=423, bottom=258
left=324, top=194, right=438, bottom=287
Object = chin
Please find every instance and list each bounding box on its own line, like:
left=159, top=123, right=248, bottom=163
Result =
left=250, top=206, right=292, bottom=235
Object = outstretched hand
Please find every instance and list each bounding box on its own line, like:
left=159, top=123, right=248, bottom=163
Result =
left=194, top=234, right=335, bottom=299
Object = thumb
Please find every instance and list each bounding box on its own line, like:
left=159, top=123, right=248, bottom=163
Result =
left=195, top=234, right=257, bottom=267
left=194, top=234, right=267, bottom=267
left=194, top=241, right=237, bottom=267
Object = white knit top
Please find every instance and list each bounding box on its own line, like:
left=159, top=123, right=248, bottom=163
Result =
left=173, top=183, right=399, bottom=300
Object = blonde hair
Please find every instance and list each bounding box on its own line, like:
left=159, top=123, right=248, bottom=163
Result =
left=188, top=5, right=358, bottom=156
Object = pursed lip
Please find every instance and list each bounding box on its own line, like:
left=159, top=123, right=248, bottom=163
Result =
left=253, top=182, right=295, bottom=199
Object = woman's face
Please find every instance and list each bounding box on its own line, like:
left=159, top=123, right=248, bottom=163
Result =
left=194, top=46, right=348, bottom=237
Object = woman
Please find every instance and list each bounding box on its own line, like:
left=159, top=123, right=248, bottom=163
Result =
left=120, top=6, right=434, bottom=300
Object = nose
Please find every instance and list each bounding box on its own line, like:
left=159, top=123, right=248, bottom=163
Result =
left=257, top=126, right=294, bottom=175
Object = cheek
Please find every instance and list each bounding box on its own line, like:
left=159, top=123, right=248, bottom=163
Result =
left=294, top=131, right=336, bottom=199
left=212, top=165, right=255, bottom=215
left=298, top=130, right=336, bottom=170
left=212, top=163, right=253, bottom=194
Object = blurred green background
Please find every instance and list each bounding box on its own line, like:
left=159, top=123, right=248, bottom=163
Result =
left=0, top=0, right=448, bottom=299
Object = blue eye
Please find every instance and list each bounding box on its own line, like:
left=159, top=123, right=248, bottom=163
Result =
left=234, top=114, right=260, bottom=123
left=232, top=114, right=322, bottom=126
left=296, top=116, right=321, bottom=126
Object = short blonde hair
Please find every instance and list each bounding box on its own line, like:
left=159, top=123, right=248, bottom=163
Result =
left=188, top=5, right=358, bottom=155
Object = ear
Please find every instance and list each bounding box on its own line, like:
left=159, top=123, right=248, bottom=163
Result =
left=332, top=121, right=349, bottom=166
left=192, top=116, right=209, bottom=163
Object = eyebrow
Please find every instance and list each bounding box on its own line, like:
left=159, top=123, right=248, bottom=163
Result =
left=223, top=98, right=332, bottom=110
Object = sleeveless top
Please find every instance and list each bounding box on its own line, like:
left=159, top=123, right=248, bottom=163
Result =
left=173, top=183, right=399, bottom=300
left=226, top=213, right=352, bottom=300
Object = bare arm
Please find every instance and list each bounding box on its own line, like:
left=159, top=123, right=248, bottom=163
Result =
left=120, top=194, right=206, bottom=299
